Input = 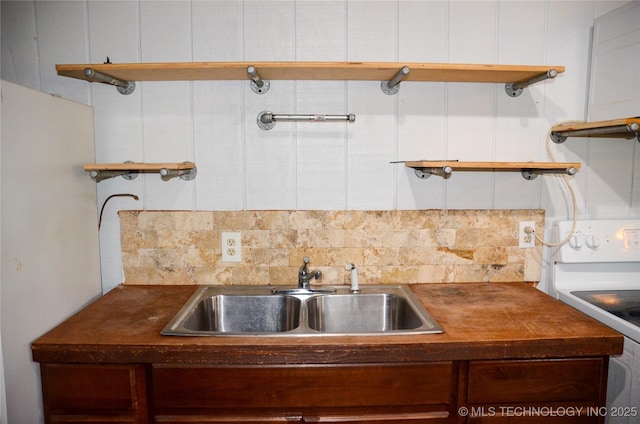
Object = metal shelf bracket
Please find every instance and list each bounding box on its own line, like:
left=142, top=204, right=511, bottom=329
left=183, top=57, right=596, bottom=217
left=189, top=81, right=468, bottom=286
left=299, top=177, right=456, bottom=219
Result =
left=84, top=68, right=135, bottom=95
left=247, top=65, right=270, bottom=94
left=414, top=166, right=453, bottom=179
left=381, top=66, right=410, bottom=95
left=505, top=69, right=558, bottom=98
left=521, top=166, right=577, bottom=180
left=89, top=169, right=139, bottom=183
left=160, top=165, right=197, bottom=181
left=551, top=122, right=640, bottom=143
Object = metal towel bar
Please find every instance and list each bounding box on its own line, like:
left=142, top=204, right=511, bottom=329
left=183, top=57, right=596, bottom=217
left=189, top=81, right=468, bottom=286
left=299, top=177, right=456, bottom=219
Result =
left=257, top=111, right=356, bottom=130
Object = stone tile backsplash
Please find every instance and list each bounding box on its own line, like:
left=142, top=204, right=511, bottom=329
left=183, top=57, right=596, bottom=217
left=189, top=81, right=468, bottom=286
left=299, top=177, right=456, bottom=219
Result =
left=119, top=209, right=544, bottom=286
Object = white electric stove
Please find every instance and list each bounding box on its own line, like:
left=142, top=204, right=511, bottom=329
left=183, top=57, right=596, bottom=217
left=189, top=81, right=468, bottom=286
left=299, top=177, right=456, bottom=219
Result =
left=547, top=219, right=640, bottom=423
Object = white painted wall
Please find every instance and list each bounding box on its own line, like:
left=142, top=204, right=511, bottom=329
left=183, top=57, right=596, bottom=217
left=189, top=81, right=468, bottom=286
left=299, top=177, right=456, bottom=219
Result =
left=1, top=0, right=637, bottom=294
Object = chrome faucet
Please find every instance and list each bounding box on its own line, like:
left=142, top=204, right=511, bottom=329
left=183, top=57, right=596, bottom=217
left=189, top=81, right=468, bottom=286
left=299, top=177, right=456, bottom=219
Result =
left=298, top=256, right=322, bottom=289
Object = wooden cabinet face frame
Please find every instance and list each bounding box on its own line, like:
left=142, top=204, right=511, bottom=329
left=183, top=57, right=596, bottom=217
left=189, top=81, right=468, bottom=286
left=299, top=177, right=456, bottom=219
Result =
left=38, top=357, right=610, bottom=424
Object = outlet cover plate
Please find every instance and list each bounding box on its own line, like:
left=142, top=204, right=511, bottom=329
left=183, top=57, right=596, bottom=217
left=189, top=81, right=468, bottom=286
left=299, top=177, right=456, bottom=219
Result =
left=221, top=232, right=241, bottom=262
left=519, top=221, right=536, bottom=248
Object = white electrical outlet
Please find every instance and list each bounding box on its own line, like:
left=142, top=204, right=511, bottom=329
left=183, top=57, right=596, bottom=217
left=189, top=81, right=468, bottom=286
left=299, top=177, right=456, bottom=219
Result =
left=221, top=232, right=241, bottom=262
left=519, top=221, right=536, bottom=248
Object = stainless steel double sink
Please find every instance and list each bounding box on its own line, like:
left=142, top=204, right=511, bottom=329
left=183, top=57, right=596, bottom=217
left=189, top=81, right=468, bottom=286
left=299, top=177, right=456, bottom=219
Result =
left=161, top=285, right=443, bottom=336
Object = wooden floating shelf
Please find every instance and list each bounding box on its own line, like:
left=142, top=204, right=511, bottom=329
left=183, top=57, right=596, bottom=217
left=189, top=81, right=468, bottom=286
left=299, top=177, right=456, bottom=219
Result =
left=84, top=162, right=197, bottom=182
left=551, top=118, right=640, bottom=143
left=59, top=61, right=563, bottom=97
left=57, top=61, right=564, bottom=84
left=403, top=161, right=581, bottom=180
left=84, top=162, right=196, bottom=172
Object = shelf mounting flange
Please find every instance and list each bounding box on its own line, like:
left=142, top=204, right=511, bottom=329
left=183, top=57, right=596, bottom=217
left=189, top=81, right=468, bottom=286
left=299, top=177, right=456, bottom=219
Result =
left=381, top=66, right=410, bottom=95
left=505, top=69, right=558, bottom=97
left=247, top=65, right=270, bottom=94
left=84, top=68, right=135, bottom=95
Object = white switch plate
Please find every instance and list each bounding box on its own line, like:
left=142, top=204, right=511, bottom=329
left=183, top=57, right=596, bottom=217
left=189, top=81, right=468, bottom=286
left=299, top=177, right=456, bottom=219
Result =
left=519, top=221, right=535, bottom=248
left=221, top=232, right=241, bottom=262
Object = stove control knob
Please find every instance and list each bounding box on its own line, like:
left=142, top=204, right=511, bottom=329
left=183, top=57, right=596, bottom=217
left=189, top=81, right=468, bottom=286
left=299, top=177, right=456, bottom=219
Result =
left=585, top=234, right=599, bottom=249
left=569, top=235, right=583, bottom=249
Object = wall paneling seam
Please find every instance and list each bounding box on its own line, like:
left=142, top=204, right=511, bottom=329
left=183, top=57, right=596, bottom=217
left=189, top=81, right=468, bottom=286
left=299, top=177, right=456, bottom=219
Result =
left=84, top=0, right=93, bottom=108
left=189, top=0, right=196, bottom=210
left=32, top=0, right=42, bottom=92
left=242, top=0, right=248, bottom=210
left=443, top=1, right=451, bottom=208
left=490, top=1, right=500, bottom=209
left=344, top=0, right=350, bottom=210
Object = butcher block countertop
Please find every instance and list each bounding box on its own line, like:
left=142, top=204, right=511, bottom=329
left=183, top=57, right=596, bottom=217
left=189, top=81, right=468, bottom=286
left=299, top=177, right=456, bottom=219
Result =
left=31, top=282, right=623, bottom=365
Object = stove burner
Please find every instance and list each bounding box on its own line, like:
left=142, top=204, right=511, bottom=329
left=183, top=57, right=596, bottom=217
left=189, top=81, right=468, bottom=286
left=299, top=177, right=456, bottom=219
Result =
left=571, top=290, right=640, bottom=327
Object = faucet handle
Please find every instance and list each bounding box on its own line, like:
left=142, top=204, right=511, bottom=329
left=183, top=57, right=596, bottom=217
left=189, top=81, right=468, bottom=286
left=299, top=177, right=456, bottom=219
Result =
left=299, top=256, right=310, bottom=276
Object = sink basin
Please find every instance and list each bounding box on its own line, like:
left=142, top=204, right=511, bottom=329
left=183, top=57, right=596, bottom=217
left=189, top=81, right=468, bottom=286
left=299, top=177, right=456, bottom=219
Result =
left=306, top=293, right=424, bottom=333
left=181, top=294, right=301, bottom=333
left=162, top=285, right=443, bottom=336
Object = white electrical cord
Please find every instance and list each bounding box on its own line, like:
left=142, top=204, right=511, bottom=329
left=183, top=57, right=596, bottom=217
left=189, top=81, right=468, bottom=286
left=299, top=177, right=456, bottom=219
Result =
left=528, top=121, right=585, bottom=247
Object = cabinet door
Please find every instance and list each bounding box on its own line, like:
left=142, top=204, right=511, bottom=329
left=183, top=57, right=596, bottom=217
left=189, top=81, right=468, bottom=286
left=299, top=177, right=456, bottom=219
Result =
left=41, top=364, right=148, bottom=424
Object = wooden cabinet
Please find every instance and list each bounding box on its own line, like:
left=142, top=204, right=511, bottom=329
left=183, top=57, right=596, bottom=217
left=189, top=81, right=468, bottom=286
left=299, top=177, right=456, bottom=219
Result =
left=40, top=364, right=149, bottom=424
left=38, top=357, right=610, bottom=424
left=32, top=284, right=621, bottom=424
